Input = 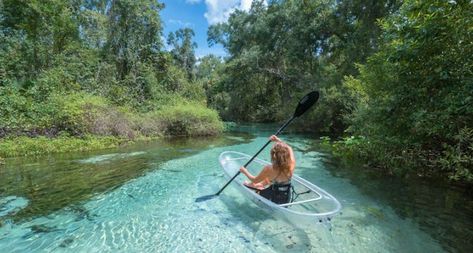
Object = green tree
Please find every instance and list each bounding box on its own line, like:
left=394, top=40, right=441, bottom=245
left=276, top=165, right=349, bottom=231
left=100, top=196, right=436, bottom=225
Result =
left=195, top=54, right=225, bottom=110
left=0, top=0, right=79, bottom=83
left=207, top=0, right=398, bottom=129
left=167, top=28, right=197, bottom=79
left=104, top=0, right=163, bottom=79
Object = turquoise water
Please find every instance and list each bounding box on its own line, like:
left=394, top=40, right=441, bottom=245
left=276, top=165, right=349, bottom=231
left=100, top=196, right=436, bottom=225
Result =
left=0, top=128, right=471, bottom=252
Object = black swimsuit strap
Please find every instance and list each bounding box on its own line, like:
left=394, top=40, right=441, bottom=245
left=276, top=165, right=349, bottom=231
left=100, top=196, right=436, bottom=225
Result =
left=270, top=166, right=291, bottom=185
left=270, top=168, right=282, bottom=183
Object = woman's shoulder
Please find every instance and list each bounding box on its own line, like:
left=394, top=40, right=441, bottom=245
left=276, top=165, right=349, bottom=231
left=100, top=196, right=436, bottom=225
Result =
left=263, top=164, right=273, bottom=171
left=262, top=164, right=275, bottom=174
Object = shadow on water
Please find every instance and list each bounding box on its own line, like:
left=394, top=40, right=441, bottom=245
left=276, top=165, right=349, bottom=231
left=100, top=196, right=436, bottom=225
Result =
left=218, top=193, right=331, bottom=252
left=0, top=132, right=255, bottom=224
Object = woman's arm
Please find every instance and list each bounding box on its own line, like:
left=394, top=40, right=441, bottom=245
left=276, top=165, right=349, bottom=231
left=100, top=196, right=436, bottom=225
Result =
left=240, top=166, right=256, bottom=181
left=288, top=146, right=296, bottom=174
left=240, top=165, right=271, bottom=184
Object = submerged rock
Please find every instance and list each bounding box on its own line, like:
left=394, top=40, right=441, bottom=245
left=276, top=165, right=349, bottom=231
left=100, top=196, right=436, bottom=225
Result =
left=59, top=238, right=74, bottom=248
left=30, top=224, right=58, bottom=233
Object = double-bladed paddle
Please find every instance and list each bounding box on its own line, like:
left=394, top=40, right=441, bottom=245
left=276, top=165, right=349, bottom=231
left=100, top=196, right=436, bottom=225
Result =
left=195, top=91, right=320, bottom=202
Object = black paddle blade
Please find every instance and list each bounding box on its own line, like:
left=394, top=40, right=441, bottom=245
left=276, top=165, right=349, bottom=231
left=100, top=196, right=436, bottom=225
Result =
left=195, top=194, right=217, bottom=202
left=294, top=91, right=319, bottom=118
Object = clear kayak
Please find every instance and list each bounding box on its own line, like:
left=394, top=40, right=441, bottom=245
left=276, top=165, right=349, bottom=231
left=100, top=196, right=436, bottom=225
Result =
left=219, top=151, right=342, bottom=228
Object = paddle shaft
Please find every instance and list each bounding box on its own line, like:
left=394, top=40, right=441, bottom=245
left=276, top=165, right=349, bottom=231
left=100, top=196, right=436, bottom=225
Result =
left=215, top=116, right=295, bottom=196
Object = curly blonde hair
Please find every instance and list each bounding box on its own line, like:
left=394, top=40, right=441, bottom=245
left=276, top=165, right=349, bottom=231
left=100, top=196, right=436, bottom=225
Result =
left=270, top=142, right=292, bottom=177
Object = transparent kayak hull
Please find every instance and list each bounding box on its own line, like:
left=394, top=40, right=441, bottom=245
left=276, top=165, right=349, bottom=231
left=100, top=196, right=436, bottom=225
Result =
left=219, top=151, right=341, bottom=228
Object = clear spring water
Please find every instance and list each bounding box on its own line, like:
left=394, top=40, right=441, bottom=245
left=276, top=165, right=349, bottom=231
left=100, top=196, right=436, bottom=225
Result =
left=0, top=127, right=472, bottom=252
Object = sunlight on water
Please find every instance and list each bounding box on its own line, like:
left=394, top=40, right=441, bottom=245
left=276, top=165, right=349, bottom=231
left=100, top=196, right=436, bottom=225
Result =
left=0, top=129, right=471, bottom=252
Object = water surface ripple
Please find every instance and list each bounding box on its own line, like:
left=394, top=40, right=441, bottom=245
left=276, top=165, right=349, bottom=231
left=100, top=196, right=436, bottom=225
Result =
left=0, top=129, right=471, bottom=252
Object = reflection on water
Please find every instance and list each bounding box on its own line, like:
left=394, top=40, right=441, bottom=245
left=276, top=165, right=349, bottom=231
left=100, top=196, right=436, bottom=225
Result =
left=305, top=139, right=473, bottom=253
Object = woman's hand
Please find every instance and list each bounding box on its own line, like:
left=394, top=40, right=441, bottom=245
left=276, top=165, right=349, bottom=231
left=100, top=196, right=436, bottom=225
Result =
left=240, top=166, right=257, bottom=182
left=244, top=181, right=265, bottom=190
left=269, top=135, right=281, bottom=142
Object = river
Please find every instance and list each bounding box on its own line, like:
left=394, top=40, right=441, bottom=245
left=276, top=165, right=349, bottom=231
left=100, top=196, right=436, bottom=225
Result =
left=0, top=125, right=471, bottom=252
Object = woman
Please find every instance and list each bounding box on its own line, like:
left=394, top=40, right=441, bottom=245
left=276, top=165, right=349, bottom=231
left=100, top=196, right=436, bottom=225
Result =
left=239, top=135, right=295, bottom=204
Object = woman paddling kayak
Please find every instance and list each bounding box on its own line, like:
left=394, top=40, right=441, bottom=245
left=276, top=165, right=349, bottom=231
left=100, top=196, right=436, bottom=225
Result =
left=239, top=135, right=296, bottom=204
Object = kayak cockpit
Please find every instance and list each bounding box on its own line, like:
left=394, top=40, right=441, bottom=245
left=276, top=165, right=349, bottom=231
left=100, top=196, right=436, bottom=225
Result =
left=219, top=151, right=342, bottom=223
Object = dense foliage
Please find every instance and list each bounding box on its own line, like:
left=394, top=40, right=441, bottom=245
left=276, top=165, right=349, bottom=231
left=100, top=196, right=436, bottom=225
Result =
left=206, top=0, right=399, bottom=133
left=0, top=0, right=223, bottom=151
left=344, top=0, right=473, bottom=182
left=204, top=0, right=472, bottom=183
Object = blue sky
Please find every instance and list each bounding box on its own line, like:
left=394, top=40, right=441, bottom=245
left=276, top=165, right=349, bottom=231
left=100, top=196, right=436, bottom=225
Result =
left=160, top=0, right=262, bottom=58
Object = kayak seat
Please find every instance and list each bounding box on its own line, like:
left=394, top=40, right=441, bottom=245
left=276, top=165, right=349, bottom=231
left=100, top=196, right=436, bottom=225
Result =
left=245, top=182, right=292, bottom=204
left=260, top=182, right=291, bottom=204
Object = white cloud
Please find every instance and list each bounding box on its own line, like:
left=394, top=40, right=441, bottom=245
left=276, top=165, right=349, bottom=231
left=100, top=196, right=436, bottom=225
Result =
left=203, top=0, right=266, bottom=25
left=185, top=0, right=202, bottom=4
left=239, top=0, right=253, bottom=11
left=168, top=19, right=194, bottom=28
left=204, top=0, right=239, bottom=25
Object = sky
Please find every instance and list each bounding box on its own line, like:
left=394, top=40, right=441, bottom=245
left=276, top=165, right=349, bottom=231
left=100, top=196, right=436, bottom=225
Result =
left=160, top=0, right=262, bottom=58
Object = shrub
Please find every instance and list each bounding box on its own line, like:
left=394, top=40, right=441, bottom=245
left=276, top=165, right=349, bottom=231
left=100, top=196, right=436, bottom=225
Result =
left=49, top=92, right=107, bottom=135
left=50, top=92, right=139, bottom=138
left=0, top=86, right=30, bottom=131
left=156, top=103, right=224, bottom=136
left=439, top=128, right=473, bottom=182
left=132, top=112, right=163, bottom=137
left=82, top=105, right=136, bottom=138
left=326, top=131, right=473, bottom=183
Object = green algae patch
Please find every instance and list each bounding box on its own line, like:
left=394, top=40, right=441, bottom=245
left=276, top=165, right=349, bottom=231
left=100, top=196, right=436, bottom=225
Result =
left=0, top=136, right=130, bottom=158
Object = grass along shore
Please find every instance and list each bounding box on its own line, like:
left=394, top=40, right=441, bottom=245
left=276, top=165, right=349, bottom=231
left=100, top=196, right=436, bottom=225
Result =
left=0, top=135, right=130, bottom=158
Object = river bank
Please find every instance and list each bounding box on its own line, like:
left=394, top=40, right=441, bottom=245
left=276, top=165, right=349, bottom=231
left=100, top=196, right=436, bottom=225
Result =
left=319, top=135, right=473, bottom=186
left=0, top=94, right=224, bottom=158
